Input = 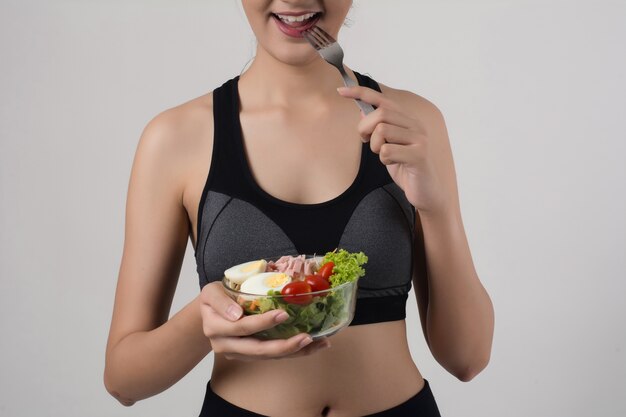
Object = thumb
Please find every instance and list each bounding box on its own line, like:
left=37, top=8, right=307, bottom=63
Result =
left=202, top=282, right=243, bottom=321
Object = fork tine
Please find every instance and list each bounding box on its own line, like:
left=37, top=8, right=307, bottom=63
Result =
left=302, top=30, right=321, bottom=50
left=311, top=26, right=336, bottom=44
left=306, top=28, right=329, bottom=48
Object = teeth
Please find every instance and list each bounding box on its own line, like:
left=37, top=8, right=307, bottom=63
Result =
left=276, top=12, right=317, bottom=23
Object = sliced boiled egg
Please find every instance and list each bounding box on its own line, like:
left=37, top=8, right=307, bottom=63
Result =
left=224, top=259, right=268, bottom=284
left=240, top=272, right=292, bottom=296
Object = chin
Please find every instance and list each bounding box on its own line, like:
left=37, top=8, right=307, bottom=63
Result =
left=256, top=26, right=323, bottom=67
left=267, top=46, right=320, bottom=67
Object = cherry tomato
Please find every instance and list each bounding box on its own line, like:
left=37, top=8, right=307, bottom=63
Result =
left=317, top=261, right=335, bottom=282
left=280, top=281, right=312, bottom=305
left=305, top=274, right=330, bottom=295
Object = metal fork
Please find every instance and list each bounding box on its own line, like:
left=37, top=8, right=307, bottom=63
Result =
left=302, top=26, right=375, bottom=115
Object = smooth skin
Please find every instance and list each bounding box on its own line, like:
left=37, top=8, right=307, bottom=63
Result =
left=104, top=0, right=495, bottom=415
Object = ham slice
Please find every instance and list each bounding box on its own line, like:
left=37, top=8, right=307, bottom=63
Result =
left=266, top=254, right=319, bottom=279
left=304, top=260, right=316, bottom=276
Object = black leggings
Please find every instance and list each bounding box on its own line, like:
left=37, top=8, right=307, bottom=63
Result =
left=199, top=378, right=442, bottom=417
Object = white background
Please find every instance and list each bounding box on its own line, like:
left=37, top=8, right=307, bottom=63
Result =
left=1, top=1, right=625, bottom=416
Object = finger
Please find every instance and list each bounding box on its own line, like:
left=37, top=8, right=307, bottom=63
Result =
left=337, top=86, right=399, bottom=111
left=369, top=123, right=415, bottom=155
left=200, top=281, right=243, bottom=321
left=202, top=306, right=291, bottom=338
left=214, top=332, right=314, bottom=360
left=358, top=107, right=415, bottom=140
left=379, top=143, right=419, bottom=166
left=222, top=338, right=331, bottom=362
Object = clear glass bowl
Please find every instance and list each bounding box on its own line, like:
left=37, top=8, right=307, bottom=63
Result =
left=221, top=255, right=358, bottom=340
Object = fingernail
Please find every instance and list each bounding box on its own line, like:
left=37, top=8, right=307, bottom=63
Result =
left=227, top=305, right=242, bottom=320
left=337, top=87, right=349, bottom=94
left=299, top=336, right=313, bottom=348
left=275, top=311, right=289, bottom=323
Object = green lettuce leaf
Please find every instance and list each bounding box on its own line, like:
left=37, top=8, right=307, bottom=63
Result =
left=322, top=249, right=368, bottom=287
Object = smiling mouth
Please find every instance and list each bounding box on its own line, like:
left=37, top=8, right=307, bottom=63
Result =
left=271, top=12, right=322, bottom=26
left=271, top=12, right=323, bottom=37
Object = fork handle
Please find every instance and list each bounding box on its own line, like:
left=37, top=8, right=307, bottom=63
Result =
left=339, top=68, right=376, bottom=115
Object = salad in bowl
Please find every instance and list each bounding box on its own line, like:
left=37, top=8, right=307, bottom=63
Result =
left=221, top=249, right=367, bottom=340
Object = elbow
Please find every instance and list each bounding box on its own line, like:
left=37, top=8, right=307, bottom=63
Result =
left=456, top=368, right=478, bottom=382
left=103, top=369, right=137, bottom=407
left=455, top=353, right=491, bottom=382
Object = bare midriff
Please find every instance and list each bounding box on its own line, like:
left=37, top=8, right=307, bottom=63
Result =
left=210, top=320, right=425, bottom=417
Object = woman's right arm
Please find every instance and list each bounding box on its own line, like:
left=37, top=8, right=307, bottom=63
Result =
left=104, top=103, right=330, bottom=406
left=103, top=110, right=212, bottom=405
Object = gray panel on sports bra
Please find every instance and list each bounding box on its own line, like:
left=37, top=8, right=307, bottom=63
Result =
left=338, top=183, right=414, bottom=298
left=195, top=191, right=232, bottom=285
left=197, top=191, right=297, bottom=288
left=196, top=186, right=415, bottom=298
left=382, top=182, right=416, bottom=228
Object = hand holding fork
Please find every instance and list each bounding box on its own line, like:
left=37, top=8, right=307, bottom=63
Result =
left=303, top=25, right=455, bottom=216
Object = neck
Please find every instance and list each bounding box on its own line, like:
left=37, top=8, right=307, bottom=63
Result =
left=238, top=45, right=353, bottom=107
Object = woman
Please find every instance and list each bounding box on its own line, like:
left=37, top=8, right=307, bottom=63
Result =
left=104, top=1, right=495, bottom=416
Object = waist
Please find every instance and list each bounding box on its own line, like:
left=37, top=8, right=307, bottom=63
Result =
left=210, top=320, right=423, bottom=414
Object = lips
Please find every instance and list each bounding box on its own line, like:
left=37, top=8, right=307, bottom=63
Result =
left=271, top=12, right=322, bottom=38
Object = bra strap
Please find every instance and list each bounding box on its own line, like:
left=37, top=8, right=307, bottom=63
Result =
left=353, top=71, right=382, bottom=93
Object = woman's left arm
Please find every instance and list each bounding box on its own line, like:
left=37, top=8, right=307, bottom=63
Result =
left=338, top=85, right=495, bottom=382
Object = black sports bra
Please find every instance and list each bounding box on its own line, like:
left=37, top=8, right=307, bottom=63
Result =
left=194, top=71, right=416, bottom=326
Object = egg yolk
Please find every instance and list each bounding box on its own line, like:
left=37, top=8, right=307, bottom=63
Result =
left=264, top=273, right=290, bottom=288
left=242, top=260, right=264, bottom=272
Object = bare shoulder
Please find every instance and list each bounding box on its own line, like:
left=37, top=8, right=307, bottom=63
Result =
left=133, top=92, right=215, bottom=203
left=137, top=92, right=214, bottom=168
left=378, top=82, right=447, bottom=136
